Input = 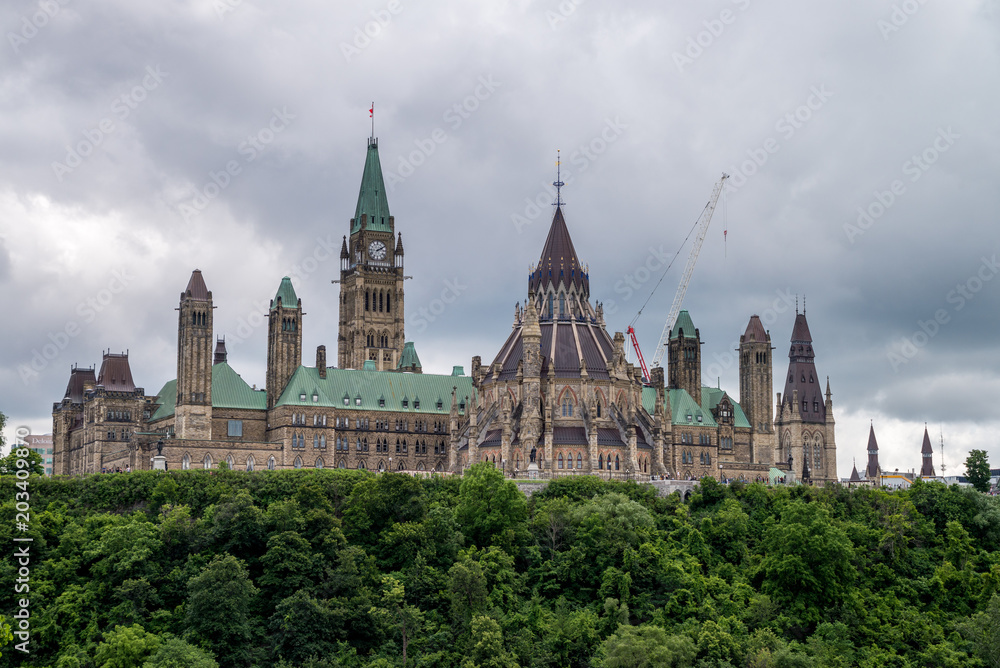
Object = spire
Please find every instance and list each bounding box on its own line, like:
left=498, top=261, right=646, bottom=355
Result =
left=214, top=337, right=228, bottom=364
left=866, top=423, right=881, bottom=479
left=920, top=425, right=936, bottom=477
left=340, top=235, right=349, bottom=259
left=552, top=149, right=565, bottom=207
left=270, top=276, right=300, bottom=311
left=183, top=269, right=210, bottom=301
left=395, top=231, right=404, bottom=255
left=790, top=312, right=813, bottom=346
left=352, top=137, right=391, bottom=234
left=528, top=206, right=588, bottom=296
left=781, top=310, right=824, bottom=423
left=850, top=459, right=861, bottom=482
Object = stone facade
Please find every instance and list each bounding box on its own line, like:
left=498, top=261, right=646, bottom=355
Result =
left=52, top=136, right=837, bottom=484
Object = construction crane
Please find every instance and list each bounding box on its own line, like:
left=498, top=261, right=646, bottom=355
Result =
left=649, top=173, right=729, bottom=368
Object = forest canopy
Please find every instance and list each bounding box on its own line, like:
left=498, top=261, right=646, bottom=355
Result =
left=3, top=464, right=1000, bottom=667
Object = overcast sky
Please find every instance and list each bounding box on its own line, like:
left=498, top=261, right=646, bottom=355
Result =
left=1, top=0, right=997, bottom=479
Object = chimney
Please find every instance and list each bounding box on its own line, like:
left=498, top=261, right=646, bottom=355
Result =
left=316, top=345, right=327, bottom=379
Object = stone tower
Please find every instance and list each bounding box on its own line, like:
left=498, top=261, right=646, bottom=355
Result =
left=774, top=310, right=837, bottom=484
left=175, top=270, right=213, bottom=439
left=667, top=310, right=702, bottom=405
left=739, top=315, right=774, bottom=463
left=338, top=137, right=406, bottom=371
left=267, top=276, right=302, bottom=409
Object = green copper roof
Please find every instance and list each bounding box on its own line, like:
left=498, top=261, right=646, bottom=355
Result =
left=212, top=362, right=267, bottom=410
left=352, top=138, right=392, bottom=234
left=670, top=310, right=697, bottom=340
left=275, top=365, right=473, bottom=414
left=397, top=341, right=422, bottom=371
left=640, top=386, right=750, bottom=429
left=271, top=276, right=299, bottom=311
left=148, top=363, right=266, bottom=421
left=150, top=379, right=177, bottom=421
left=702, top=387, right=751, bottom=428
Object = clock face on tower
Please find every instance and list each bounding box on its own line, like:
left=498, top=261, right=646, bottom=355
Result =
left=368, top=240, right=387, bottom=260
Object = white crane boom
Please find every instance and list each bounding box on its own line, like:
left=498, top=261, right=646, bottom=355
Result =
left=649, top=173, right=729, bottom=368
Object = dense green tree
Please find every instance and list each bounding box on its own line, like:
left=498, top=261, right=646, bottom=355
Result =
left=142, top=637, right=218, bottom=668
left=757, top=500, right=855, bottom=629
left=456, top=462, right=528, bottom=550
left=93, top=624, right=162, bottom=668
left=0, top=446, right=45, bottom=476
left=967, top=450, right=992, bottom=493
left=462, top=615, right=519, bottom=668
left=185, top=554, right=257, bottom=668
left=596, top=624, right=697, bottom=668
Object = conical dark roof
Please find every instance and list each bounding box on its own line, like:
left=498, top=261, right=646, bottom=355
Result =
left=790, top=313, right=813, bottom=343
left=850, top=463, right=861, bottom=482
left=352, top=138, right=391, bottom=234
left=781, top=311, right=824, bottom=423
left=184, top=270, right=210, bottom=301
left=865, top=424, right=881, bottom=479
left=529, top=206, right=588, bottom=295
left=742, top=315, right=768, bottom=343
left=921, top=426, right=933, bottom=454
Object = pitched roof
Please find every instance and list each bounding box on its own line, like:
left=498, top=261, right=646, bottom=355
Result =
left=640, top=386, right=751, bottom=429
left=849, top=463, right=862, bottom=482
left=64, top=366, right=97, bottom=403
left=398, top=341, right=422, bottom=371
left=212, top=362, right=267, bottom=410
left=271, top=276, right=299, bottom=311
left=183, top=270, right=210, bottom=301
left=742, top=315, right=768, bottom=343
left=352, top=138, right=392, bottom=234
left=149, top=362, right=266, bottom=421
left=97, top=353, right=136, bottom=392
left=670, top=310, right=697, bottom=340
left=529, top=206, right=589, bottom=295
left=275, top=365, right=474, bottom=414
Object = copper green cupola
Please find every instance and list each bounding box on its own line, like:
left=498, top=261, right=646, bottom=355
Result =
left=352, top=137, right=392, bottom=234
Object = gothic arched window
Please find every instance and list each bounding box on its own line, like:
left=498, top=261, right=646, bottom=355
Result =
left=365, top=290, right=370, bottom=311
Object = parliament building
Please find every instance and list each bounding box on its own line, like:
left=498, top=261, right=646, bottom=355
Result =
left=51, top=136, right=838, bottom=483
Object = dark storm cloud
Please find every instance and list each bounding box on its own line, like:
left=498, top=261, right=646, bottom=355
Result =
left=1, top=0, right=998, bottom=474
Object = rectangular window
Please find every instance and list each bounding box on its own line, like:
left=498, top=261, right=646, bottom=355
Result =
left=228, top=420, right=243, bottom=437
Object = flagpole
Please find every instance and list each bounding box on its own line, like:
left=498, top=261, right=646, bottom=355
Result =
left=370, top=101, right=374, bottom=139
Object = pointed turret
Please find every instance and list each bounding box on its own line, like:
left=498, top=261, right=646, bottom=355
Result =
left=739, top=314, right=773, bottom=434
left=920, top=425, right=936, bottom=477
left=667, top=310, right=702, bottom=405
left=781, top=311, right=825, bottom=424
left=865, top=424, right=881, bottom=479
left=267, top=276, right=302, bottom=409
left=352, top=137, right=391, bottom=234
left=850, top=460, right=861, bottom=483
left=529, top=207, right=588, bottom=297
left=183, top=269, right=211, bottom=301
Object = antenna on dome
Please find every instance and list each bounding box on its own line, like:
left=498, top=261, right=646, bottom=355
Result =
left=552, top=149, right=565, bottom=207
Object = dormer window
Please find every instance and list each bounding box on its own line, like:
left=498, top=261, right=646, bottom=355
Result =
left=343, top=396, right=350, bottom=406
left=402, top=398, right=409, bottom=408
left=436, top=400, right=443, bottom=410
left=312, top=392, right=319, bottom=403
left=355, top=395, right=362, bottom=406
left=299, top=392, right=307, bottom=402
left=414, top=398, right=420, bottom=409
